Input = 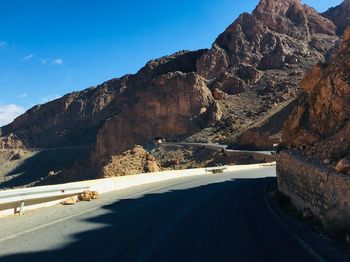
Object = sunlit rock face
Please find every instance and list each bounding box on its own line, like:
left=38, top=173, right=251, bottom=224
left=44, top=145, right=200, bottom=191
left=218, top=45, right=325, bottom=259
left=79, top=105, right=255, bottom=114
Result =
left=282, top=27, right=350, bottom=162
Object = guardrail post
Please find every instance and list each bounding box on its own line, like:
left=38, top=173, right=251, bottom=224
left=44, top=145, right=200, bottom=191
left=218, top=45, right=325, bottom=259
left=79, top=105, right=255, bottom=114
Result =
left=19, top=201, right=25, bottom=216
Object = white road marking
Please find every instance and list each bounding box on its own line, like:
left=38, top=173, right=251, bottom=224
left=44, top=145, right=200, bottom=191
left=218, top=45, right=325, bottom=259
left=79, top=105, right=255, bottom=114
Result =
left=263, top=185, right=326, bottom=262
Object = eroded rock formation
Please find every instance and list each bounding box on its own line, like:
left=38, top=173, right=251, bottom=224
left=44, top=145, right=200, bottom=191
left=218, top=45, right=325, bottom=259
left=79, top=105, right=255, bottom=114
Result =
left=91, top=58, right=218, bottom=168
left=282, top=26, right=350, bottom=164
left=100, top=145, right=160, bottom=178
left=1, top=77, right=129, bottom=148
left=195, top=0, right=341, bottom=149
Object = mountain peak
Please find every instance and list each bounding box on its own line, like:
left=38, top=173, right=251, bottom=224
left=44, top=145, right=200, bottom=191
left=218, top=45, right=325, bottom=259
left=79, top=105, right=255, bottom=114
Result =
left=253, top=0, right=336, bottom=38
left=254, top=0, right=302, bottom=15
left=323, top=0, right=350, bottom=35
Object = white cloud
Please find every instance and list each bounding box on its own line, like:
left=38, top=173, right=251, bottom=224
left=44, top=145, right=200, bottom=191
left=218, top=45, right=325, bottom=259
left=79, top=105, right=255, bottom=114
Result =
left=51, top=59, right=63, bottom=65
left=0, top=104, right=25, bottom=127
left=40, top=94, right=61, bottom=104
left=0, top=41, right=7, bottom=48
left=22, top=54, right=34, bottom=61
left=19, top=93, right=28, bottom=99
left=39, top=58, right=64, bottom=65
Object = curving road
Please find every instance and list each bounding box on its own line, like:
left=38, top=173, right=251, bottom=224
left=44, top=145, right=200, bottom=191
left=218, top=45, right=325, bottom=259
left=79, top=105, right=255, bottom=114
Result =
left=0, top=167, right=348, bottom=262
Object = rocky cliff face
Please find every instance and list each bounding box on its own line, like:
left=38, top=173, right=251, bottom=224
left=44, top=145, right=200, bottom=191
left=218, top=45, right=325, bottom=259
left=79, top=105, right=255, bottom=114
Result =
left=0, top=0, right=346, bottom=180
left=1, top=77, right=129, bottom=148
left=277, top=27, right=350, bottom=232
left=323, top=0, right=350, bottom=36
left=198, top=0, right=336, bottom=78
left=193, top=0, right=340, bottom=148
left=91, top=57, right=218, bottom=167
left=2, top=50, right=217, bottom=153
left=282, top=27, right=350, bottom=163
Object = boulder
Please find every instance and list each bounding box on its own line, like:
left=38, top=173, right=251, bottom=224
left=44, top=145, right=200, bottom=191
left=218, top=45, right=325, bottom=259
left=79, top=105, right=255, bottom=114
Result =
left=335, top=159, right=350, bottom=174
left=61, top=197, right=78, bottom=205
left=99, top=145, right=161, bottom=178
left=212, top=88, right=226, bottom=100
left=78, top=190, right=99, bottom=201
left=323, top=159, right=331, bottom=165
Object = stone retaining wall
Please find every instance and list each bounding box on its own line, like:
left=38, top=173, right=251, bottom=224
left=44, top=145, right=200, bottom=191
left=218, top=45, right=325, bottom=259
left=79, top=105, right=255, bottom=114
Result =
left=277, top=151, right=350, bottom=231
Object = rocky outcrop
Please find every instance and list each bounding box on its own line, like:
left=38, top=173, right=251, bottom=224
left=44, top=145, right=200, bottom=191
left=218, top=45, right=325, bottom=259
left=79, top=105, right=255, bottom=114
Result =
left=91, top=69, right=217, bottom=168
left=197, top=0, right=337, bottom=80
left=0, top=133, right=24, bottom=149
left=253, top=0, right=336, bottom=38
left=100, top=145, right=160, bottom=178
left=233, top=98, right=298, bottom=150
left=335, top=158, right=350, bottom=174
left=323, top=0, right=350, bottom=36
left=282, top=27, right=350, bottom=163
left=193, top=0, right=339, bottom=149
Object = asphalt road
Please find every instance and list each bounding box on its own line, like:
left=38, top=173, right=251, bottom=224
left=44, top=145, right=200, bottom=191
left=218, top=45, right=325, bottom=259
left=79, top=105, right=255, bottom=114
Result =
left=0, top=167, right=348, bottom=262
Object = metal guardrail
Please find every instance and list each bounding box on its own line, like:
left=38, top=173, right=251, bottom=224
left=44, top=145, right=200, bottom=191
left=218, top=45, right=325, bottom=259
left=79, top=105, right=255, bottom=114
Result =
left=165, top=142, right=273, bottom=156
left=0, top=185, right=90, bottom=215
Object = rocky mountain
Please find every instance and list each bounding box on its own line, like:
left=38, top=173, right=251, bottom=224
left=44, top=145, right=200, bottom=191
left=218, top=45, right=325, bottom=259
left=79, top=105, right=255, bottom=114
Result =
left=323, top=0, right=350, bottom=36
left=0, top=0, right=348, bottom=183
left=191, top=0, right=341, bottom=148
left=91, top=51, right=220, bottom=168
left=0, top=77, right=129, bottom=148
left=2, top=50, right=218, bottom=152
left=282, top=26, right=350, bottom=165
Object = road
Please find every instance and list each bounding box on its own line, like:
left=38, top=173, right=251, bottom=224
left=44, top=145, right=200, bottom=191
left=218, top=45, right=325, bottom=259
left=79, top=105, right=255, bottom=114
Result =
left=0, top=167, right=348, bottom=262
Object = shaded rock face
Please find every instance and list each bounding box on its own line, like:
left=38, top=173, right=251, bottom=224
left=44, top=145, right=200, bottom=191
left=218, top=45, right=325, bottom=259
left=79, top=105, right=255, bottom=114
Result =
left=323, top=0, right=350, bottom=36
left=282, top=27, right=350, bottom=161
left=1, top=77, right=129, bottom=148
left=100, top=145, right=160, bottom=178
left=2, top=50, right=217, bottom=154
left=92, top=69, right=216, bottom=168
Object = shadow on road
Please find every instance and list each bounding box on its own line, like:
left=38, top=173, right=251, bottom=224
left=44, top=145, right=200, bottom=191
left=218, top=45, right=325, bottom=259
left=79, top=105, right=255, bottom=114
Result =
left=0, top=177, right=322, bottom=262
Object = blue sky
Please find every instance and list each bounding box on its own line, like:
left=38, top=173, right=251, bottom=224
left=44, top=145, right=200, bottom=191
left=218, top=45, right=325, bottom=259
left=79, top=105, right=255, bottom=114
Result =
left=0, top=0, right=343, bottom=126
